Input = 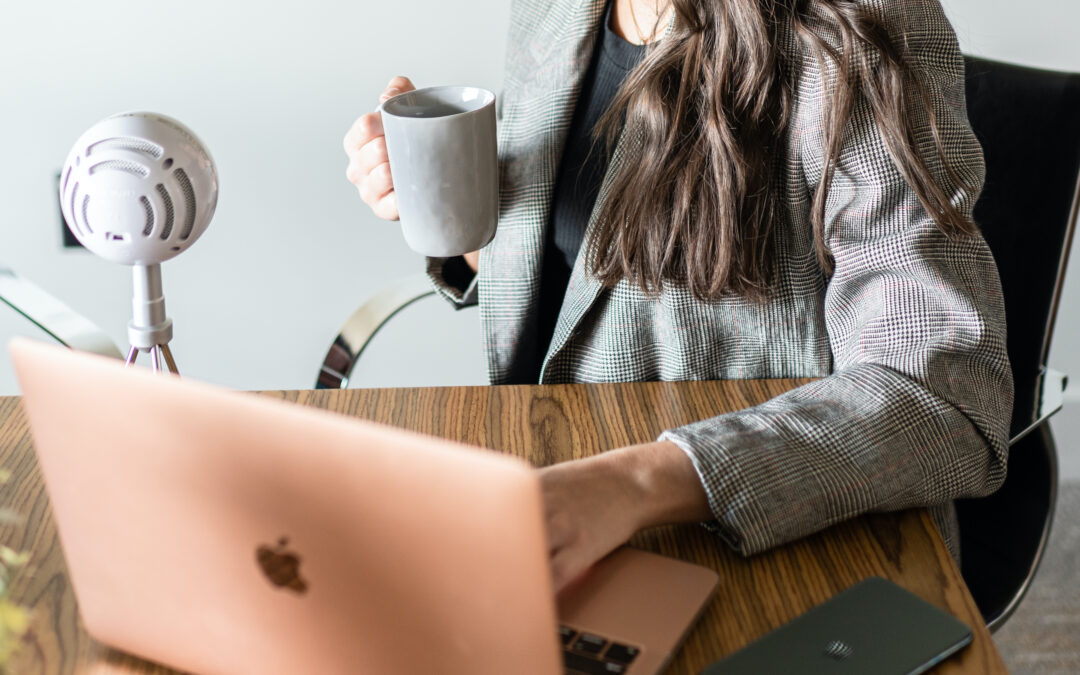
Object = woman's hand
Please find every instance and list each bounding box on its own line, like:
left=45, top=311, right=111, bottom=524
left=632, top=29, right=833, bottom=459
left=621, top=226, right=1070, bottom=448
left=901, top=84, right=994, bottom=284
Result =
left=343, top=76, right=416, bottom=221
left=539, top=441, right=712, bottom=593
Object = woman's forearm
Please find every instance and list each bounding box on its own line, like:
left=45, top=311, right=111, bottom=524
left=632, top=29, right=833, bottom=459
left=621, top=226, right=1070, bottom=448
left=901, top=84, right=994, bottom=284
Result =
left=617, top=440, right=712, bottom=530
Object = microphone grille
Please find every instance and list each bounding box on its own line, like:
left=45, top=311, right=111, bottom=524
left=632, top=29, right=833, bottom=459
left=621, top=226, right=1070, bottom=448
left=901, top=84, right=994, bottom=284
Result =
left=138, top=196, right=154, bottom=236
left=87, top=136, right=164, bottom=159
left=78, top=188, right=90, bottom=235
left=172, top=168, right=198, bottom=240
left=155, top=183, right=174, bottom=240
left=89, top=159, right=150, bottom=179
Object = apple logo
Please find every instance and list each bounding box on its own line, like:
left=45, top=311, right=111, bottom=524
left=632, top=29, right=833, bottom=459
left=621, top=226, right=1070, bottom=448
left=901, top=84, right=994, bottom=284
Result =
left=256, top=537, right=309, bottom=593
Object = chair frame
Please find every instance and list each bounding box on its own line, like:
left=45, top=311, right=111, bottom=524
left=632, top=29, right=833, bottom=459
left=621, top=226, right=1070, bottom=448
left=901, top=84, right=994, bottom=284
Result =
left=316, top=274, right=436, bottom=389
left=0, top=266, right=122, bottom=359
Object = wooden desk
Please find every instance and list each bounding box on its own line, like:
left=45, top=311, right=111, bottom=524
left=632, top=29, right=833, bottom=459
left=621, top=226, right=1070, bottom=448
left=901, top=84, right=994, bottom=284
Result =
left=0, top=380, right=1007, bottom=674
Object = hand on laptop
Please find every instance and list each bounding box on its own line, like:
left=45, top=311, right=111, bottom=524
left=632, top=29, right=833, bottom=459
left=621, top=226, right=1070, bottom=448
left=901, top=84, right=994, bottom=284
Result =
left=539, top=440, right=713, bottom=592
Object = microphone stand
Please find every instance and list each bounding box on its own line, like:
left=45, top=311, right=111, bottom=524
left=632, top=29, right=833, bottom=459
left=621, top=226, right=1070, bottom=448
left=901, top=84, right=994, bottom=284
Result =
left=125, top=263, right=179, bottom=374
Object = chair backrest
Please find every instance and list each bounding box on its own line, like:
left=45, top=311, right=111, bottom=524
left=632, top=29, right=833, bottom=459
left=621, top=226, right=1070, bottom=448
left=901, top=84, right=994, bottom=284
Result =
left=964, top=56, right=1080, bottom=440
left=957, top=56, right=1080, bottom=631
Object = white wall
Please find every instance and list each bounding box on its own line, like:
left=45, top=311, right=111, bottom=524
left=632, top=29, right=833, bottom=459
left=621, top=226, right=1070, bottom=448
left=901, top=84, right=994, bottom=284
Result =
left=0, top=1, right=1076, bottom=472
left=0, top=0, right=506, bottom=393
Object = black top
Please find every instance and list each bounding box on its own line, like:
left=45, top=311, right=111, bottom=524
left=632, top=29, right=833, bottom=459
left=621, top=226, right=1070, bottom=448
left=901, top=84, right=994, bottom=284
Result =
left=534, top=3, right=647, bottom=370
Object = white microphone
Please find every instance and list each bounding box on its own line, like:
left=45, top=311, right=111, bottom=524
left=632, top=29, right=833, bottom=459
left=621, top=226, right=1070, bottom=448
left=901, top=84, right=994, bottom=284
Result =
left=59, top=112, right=218, bottom=373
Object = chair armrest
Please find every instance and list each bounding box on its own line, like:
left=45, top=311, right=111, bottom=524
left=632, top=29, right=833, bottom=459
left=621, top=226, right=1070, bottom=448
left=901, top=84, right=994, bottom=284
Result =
left=0, top=267, right=122, bottom=359
left=316, top=274, right=438, bottom=389
left=1009, top=367, right=1068, bottom=446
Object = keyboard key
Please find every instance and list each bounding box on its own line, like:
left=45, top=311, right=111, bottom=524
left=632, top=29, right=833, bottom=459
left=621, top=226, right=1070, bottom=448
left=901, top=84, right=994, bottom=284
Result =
left=559, top=625, right=577, bottom=646
left=604, top=642, right=640, bottom=665
left=563, top=649, right=627, bottom=674
left=572, top=633, right=608, bottom=655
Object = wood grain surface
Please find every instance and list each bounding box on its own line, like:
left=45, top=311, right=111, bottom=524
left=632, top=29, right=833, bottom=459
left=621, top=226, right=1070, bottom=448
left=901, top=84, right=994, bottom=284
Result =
left=0, top=380, right=1007, bottom=674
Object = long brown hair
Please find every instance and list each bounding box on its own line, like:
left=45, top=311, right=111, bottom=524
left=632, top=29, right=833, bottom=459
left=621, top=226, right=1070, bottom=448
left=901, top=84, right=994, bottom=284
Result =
left=588, top=0, right=975, bottom=301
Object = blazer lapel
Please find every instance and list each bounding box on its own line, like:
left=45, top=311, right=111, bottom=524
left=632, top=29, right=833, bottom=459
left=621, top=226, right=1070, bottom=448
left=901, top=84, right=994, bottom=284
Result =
left=539, top=131, right=632, bottom=383
left=480, top=0, right=608, bottom=384
left=538, top=13, right=677, bottom=382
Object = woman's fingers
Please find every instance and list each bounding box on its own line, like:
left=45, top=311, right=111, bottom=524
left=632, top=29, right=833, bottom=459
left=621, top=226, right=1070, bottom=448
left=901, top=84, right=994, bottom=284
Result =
left=343, top=76, right=416, bottom=222
left=372, top=191, right=399, bottom=222
left=358, top=161, right=394, bottom=205
left=380, top=75, right=416, bottom=102
left=343, top=112, right=383, bottom=155
left=549, top=538, right=612, bottom=594
left=354, top=135, right=389, bottom=177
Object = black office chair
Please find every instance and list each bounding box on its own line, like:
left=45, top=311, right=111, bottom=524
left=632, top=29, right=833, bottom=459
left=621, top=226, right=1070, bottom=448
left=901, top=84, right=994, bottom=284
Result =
left=954, top=56, right=1079, bottom=632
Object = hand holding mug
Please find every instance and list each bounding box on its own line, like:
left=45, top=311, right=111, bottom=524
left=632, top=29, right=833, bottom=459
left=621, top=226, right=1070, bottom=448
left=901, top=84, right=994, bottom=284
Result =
left=344, top=76, right=416, bottom=221
left=345, top=78, right=498, bottom=260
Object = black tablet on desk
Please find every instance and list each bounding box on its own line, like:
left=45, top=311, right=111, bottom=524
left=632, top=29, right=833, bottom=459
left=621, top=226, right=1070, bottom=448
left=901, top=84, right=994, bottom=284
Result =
left=702, top=577, right=973, bottom=675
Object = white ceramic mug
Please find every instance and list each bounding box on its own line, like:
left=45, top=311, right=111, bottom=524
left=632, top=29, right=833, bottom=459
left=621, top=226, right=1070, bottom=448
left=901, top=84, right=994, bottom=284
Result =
left=380, top=86, right=498, bottom=257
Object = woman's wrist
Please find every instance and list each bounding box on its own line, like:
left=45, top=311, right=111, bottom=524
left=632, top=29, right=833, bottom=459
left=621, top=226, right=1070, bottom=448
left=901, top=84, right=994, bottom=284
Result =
left=463, top=250, right=479, bottom=273
left=604, top=440, right=713, bottom=531
left=440, top=255, right=476, bottom=293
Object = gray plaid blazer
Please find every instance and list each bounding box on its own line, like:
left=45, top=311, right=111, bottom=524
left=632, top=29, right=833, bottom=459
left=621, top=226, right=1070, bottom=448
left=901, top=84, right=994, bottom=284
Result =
left=427, top=0, right=1013, bottom=559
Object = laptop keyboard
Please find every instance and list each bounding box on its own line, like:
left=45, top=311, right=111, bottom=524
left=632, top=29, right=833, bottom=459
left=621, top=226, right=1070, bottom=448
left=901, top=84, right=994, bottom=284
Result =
left=560, top=625, right=641, bottom=674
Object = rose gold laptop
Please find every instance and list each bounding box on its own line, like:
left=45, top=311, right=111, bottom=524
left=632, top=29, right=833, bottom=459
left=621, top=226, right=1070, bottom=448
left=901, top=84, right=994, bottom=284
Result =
left=11, top=337, right=718, bottom=674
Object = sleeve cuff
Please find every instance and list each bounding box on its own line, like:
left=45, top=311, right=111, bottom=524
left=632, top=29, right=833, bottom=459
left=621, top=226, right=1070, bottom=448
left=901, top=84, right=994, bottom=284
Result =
left=426, top=256, right=479, bottom=308
left=657, top=429, right=744, bottom=552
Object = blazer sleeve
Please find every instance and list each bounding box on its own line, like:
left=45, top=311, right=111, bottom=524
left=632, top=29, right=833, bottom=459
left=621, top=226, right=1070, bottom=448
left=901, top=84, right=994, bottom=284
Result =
left=426, top=255, right=479, bottom=308
left=658, top=0, right=1013, bottom=556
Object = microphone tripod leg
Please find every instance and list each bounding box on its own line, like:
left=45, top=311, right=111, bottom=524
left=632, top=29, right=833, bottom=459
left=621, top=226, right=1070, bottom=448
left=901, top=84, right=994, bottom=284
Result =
left=124, top=344, right=179, bottom=375
left=160, top=344, right=179, bottom=375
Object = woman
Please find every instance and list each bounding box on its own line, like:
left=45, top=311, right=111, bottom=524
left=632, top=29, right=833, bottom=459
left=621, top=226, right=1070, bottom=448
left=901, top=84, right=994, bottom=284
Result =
left=343, top=0, right=1012, bottom=592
